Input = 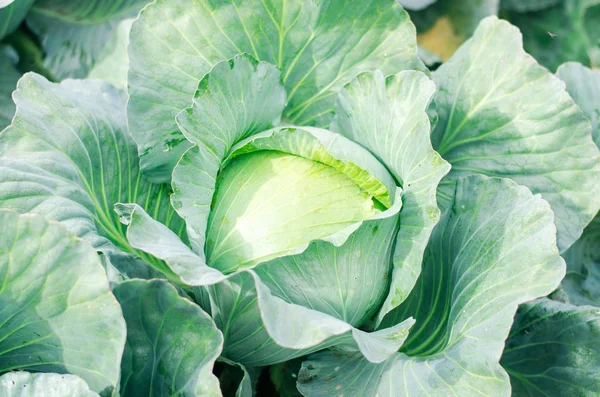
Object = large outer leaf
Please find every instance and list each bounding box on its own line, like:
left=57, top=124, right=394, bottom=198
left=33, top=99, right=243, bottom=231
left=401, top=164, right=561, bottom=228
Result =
left=432, top=16, right=600, bottom=252
left=26, top=0, right=145, bottom=80
left=113, top=280, right=222, bottom=397
left=501, top=299, right=600, bottom=396
left=507, top=0, right=600, bottom=71
left=331, top=70, right=450, bottom=324
left=128, top=0, right=423, bottom=181
left=0, top=46, right=19, bottom=130
left=298, top=175, right=565, bottom=396
left=0, top=211, right=126, bottom=396
left=0, top=0, right=35, bottom=39
left=0, top=372, right=98, bottom=397
left=0, top=74, right=183, bottom=277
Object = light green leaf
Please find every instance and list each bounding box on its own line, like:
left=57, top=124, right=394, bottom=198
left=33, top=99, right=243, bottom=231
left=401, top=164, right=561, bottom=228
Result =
left=0, top=46, right=19, bottom=131
left=0, top=372, right=98, bottom=397
left=206, top=271, right=347, bottom=367
left=299, top=175, right=566, bottom=396
left=172, top=54, right=286, bottom=256
left=26, top=14, right=118, bottom=80
left=555, top=62, right=600, bottom=307
left=204, top=123, right=401, bottom=275
left=207, top=150, right=380, bottom=273
left=0, top=210, right=126, bottom=396
left=128, top=0, right=423, bottom=181
left=227, top=126, right=397, bottom=208
left=506, top=0, right=600, bottom=71
left=0, top=74, right=184, bottom=278
left=249, top=270, right=414, bottom=364
left=101, top=251, right=167, bottom=287
left=234, top=366, right=254, bottom=397
left=501, top=299, right=600, bottom=397
left=432, top=16, right=600, bottom=252
left=0, top=0, right=35, bottom=39
left=113, top=279, right=222, bottom=397
left=501, top=0, right=561, bottom=12
left=331, top=70, right=450, bottom=324
left=557, top=62, right=600, bottom=148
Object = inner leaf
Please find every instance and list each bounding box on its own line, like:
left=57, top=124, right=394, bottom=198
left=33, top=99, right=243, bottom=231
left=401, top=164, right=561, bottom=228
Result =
left=227, top=127, right=397, bottom=208
left=206, top=151, right=381, bottom=273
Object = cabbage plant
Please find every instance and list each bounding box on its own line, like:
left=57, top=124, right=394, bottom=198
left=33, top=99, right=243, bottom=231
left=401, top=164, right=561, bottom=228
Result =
left=121, top=10, right=452, bottom=365
left=0, top=0, right=600, bottom=396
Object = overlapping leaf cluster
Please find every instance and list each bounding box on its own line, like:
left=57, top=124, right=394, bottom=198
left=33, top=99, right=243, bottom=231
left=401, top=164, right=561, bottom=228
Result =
left=0, top=0, right=599, bottom=396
